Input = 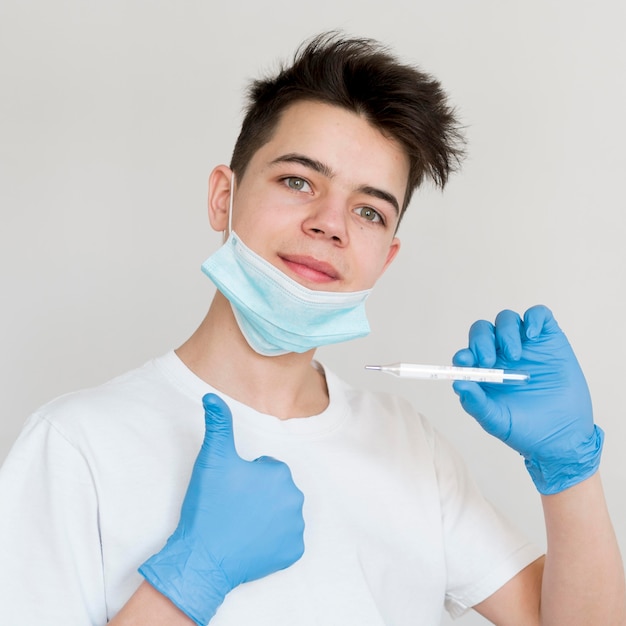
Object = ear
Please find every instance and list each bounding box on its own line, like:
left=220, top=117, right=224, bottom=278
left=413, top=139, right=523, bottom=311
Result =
left=380, top=236, right=401, bottom=275
left=208, top=165, right=234, bottom=232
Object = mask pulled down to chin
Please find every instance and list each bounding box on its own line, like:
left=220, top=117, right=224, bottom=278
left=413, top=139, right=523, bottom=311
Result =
left=201, top=230, right=372, bottom=356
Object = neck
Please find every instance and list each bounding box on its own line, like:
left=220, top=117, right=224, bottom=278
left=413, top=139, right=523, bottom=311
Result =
left=176, top=292, right=329, bottom=418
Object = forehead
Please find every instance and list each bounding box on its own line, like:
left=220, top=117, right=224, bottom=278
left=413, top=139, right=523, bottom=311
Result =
left=249, top=100, right=410, bottom=196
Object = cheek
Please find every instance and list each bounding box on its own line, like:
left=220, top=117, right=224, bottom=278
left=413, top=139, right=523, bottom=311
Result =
left=230, top=199, right=276, bottom=239
left=368, top=239, right=400, bottom=280
left=356, top=245, right=394, bottom=285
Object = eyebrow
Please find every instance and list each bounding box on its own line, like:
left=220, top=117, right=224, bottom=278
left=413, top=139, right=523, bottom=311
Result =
left=269, top=152, right=400, bottom=215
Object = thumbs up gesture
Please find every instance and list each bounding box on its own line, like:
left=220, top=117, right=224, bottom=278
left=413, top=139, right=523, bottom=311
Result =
left=140, top=394, right=305, bottom=625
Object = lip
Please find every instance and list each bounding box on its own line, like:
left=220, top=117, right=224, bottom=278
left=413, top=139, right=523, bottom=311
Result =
left=279, top=254, right=341, bottom=283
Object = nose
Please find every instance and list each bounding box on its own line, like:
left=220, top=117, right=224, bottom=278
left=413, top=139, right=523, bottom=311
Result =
left=302, top=198, right=348, bottom=245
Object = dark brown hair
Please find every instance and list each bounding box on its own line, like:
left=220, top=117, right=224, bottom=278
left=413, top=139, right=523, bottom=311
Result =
left=230, top=32, right=465, bottom=219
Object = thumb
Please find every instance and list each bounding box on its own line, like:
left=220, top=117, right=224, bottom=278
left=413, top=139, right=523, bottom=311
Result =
left=197, top=393, right=239, bottom=465
left=452, top=381, right=511, bottom=441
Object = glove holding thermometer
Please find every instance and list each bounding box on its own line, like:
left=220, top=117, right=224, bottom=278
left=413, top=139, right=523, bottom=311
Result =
left=451, top=305, right=603, bottom=495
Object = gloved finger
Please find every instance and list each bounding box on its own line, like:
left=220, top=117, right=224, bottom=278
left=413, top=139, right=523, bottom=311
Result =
left=522, top=304, right=559, bottom=340
left=198, top=393, right=239, bottom=464
left=252, top=455, right=278, bottom=464
left=252, top=457, right=306, bottom=511
left=494, top=309, right=523, bottom=361
left=253, top=457, right=300, bottom=488
left=452, top=348, right=476, bottom=367
left=468, top=320, right=497, bottom=367
left=453, top=381, right=512, bottom=441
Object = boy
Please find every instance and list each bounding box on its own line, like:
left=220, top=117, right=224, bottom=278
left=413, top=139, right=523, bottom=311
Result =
left=1, top=33, right=624, bottom=625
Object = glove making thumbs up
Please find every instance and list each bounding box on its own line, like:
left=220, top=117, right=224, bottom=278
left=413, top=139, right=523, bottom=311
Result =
left=140, top=393, right=305, bottom=625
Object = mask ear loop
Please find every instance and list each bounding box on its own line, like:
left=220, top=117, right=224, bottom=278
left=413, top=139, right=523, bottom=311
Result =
left=223, top=172, right=235, bottom=243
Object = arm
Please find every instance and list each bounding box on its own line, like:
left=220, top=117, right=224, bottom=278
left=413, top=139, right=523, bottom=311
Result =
left=539, top=472, right=625, bottom=624
left=453, top=305, right=626, bottom=625
left=109, top=582, right=195, bottom=625
left=475, top=474, right=625, bottom=625
left=113, top=394, right=305, bottom=625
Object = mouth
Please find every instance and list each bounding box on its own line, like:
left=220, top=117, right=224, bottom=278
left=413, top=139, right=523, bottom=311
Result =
left=279, top=254, right=341, bottom=284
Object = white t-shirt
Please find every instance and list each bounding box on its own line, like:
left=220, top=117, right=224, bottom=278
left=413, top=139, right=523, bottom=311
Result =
left=0, top=352, right=542, bottom=625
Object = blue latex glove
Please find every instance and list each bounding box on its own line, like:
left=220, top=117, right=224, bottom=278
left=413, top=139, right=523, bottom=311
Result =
left=452, top=305, right=603, bottom=495
left=139, top=393, right=305, bottom=625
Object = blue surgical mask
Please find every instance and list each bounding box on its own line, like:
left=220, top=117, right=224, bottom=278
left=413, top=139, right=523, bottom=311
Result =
left=201, top=175, right=372, bottom=356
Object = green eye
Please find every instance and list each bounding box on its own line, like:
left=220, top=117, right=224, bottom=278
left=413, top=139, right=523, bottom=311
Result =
left=357, top=206, right=382, bottom=223
left=286, top=177, right=308, bottom=191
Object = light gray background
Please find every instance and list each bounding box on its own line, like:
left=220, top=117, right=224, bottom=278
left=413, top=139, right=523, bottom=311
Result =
left=1, top=1, right=624, bottom=624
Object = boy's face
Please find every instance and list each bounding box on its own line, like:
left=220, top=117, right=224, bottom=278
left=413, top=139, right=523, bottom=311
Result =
left=210, top=100, right=408, bottom=293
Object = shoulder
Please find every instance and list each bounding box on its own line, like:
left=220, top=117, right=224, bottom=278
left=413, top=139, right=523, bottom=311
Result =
left=30, top=352, right=199, bottom=447
left=3, top=352, right=205, bottom=494
left=39, top=355, right=162, bottom=414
